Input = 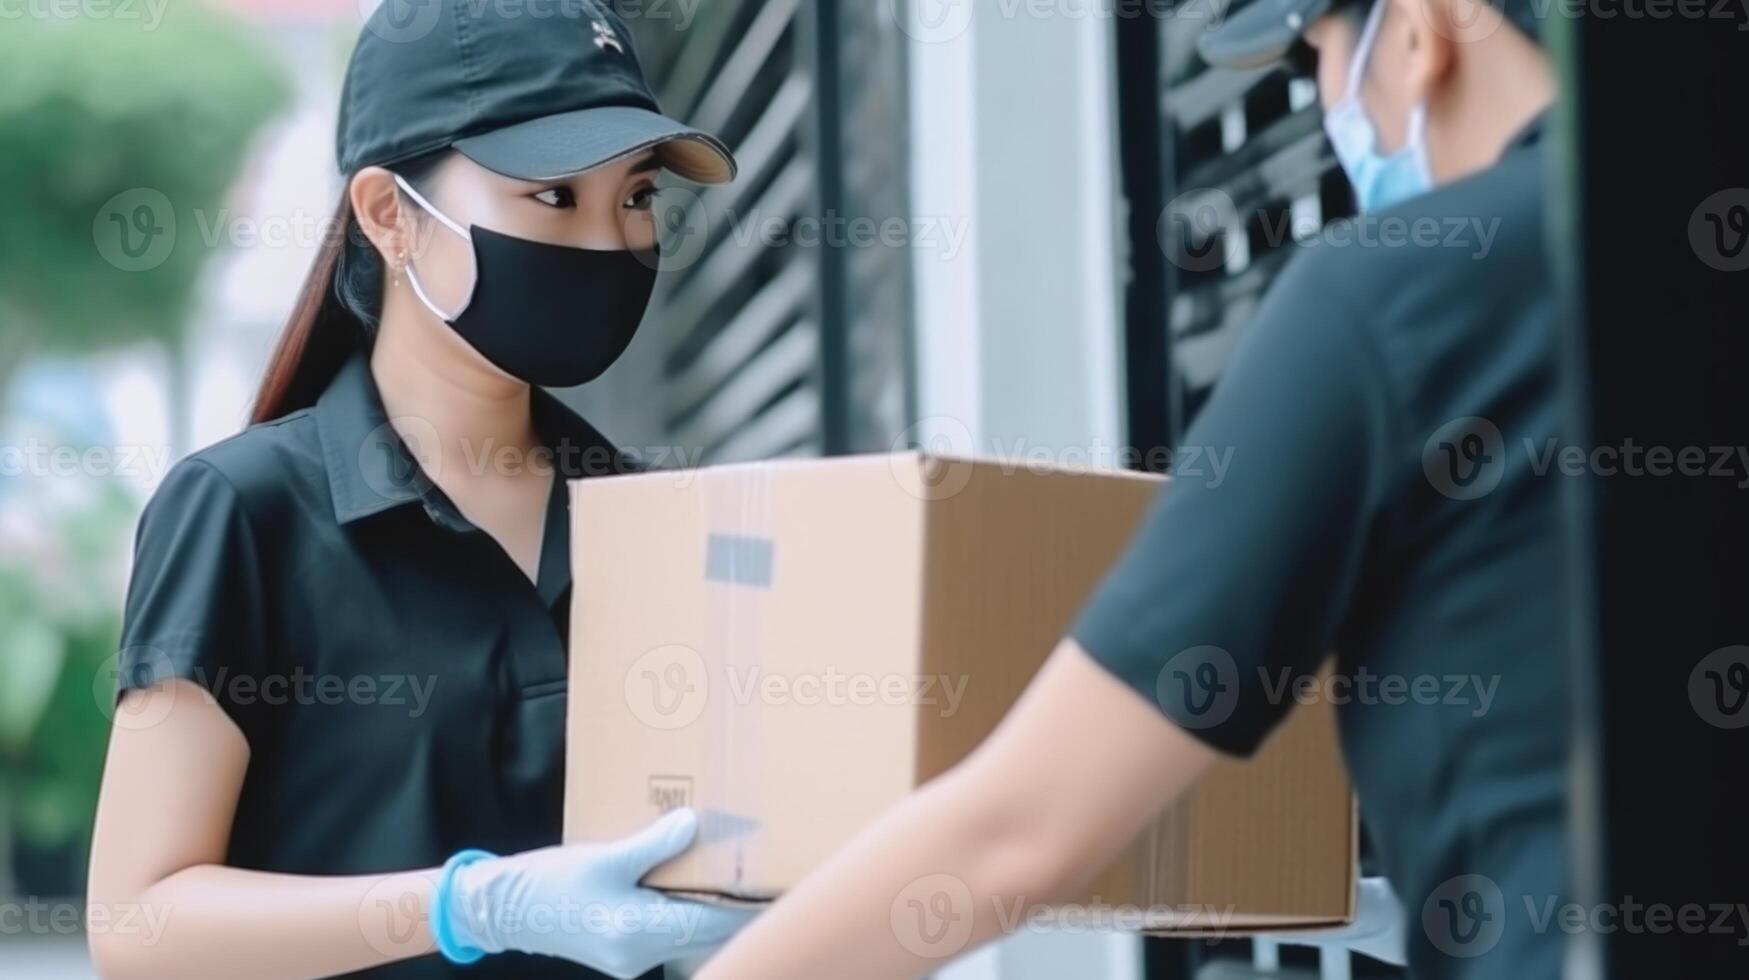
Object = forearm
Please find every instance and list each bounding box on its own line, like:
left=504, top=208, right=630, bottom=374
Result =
left=88, top=863, right=440, bottom=980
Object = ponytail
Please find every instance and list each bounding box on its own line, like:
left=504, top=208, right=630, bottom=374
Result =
left=249, top=152, right=449, bottom=423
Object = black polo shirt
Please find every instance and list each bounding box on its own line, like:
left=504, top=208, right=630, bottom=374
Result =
left=1072, top=118, right=1566, bottom=978
left=115, top=349, right=652, bottom=979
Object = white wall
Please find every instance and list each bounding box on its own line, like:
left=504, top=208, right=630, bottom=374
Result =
left=905, top=3, right=1136, bottom=978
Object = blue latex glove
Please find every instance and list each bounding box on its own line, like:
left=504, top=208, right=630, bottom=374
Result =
left=436, top=808, right=757, bottom=978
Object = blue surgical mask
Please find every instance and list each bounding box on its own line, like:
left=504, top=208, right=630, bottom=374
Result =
left=1322, top=0, right=1433, bottom=213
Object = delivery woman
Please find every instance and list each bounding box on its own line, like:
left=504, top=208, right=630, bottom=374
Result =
left=85, top=3, right=749, bottom=977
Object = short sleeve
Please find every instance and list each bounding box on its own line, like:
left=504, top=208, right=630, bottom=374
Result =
left=1069, top=253, right=1395, bottom=756
left=115, top=456, right=270, bottom=730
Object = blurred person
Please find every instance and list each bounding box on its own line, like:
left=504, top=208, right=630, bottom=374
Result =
left=699, top=0, right=1563, bottom=977
left=85, top=2, right=751, bottom=978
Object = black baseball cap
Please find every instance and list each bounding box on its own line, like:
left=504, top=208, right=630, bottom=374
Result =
left=1198, top=0, right=1541, bottom=70
left=338, top=0, right=736, bottom=184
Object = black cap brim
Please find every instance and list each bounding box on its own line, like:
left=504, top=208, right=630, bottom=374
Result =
left=1198, top=0, right=1338, bottom=69
left=451, top=105, right=737, bottom=185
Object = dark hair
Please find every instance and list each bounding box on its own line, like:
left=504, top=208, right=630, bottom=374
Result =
left=249, top=151, right=450, bottom=424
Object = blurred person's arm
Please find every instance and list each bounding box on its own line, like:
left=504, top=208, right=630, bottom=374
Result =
left=86, top=679, right=445, bottom=980
left=696, top=639, right=1217, bottom=980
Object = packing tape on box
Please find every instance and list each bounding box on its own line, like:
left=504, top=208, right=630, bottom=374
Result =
left=695, top=463, right=771, bottom=894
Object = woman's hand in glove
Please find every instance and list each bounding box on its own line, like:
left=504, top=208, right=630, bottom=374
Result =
left=435, top=808, right=757, bottom=978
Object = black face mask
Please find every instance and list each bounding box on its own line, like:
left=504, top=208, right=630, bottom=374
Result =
left=395, top=175, right=659, bottom=388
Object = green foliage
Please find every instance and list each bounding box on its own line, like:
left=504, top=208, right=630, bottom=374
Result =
left=0, top=4, right=290, bottom=369
left=0, top=478, right=134, bottom=862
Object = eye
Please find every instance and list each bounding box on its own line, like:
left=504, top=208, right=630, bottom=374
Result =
left=623, top=184, right=661, bottom=212
left=532, top=186, right=576, bottom=209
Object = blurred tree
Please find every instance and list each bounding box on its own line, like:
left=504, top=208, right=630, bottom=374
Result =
left=0, top=2, right=290, bottom=400
left=0, top=1, right=290, bottom=896
left=0, top=475, right=134, bottom=896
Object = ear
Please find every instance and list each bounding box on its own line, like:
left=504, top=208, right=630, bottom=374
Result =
left=1396, top=0, right=1457, bottom=105
left=349, top=166, right=411, bottom=270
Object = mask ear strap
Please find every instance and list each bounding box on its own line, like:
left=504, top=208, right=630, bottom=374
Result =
left=1404, top=102, right=1428, bottom=148
left=392, top=173, right=470, bottom=240
left=1345, top=0, right=1391, bottom=102
left=389, top=173, right=470, bottom=322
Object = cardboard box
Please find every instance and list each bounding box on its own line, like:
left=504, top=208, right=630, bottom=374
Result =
left=566, top=452, right=1355, bottom=932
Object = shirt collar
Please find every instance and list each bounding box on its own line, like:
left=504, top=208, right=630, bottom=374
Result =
left=313, top=348, right=632, bottom=528
left=1504, top=110, right=1547, bottom=153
